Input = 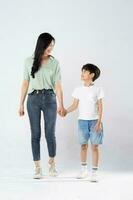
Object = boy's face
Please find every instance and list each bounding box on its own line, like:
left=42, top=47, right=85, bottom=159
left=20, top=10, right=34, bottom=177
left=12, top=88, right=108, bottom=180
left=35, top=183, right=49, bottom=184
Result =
left=81, top=69, right=94, bottom=81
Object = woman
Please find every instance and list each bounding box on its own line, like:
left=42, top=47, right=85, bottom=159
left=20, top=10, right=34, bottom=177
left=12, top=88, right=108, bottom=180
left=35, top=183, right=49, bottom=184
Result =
left=18, top=33, right=66, bottom=179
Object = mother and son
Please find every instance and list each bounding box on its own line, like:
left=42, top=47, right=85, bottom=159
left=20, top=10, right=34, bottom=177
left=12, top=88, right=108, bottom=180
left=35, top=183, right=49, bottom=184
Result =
left=18, top=33, right=104, bottom=182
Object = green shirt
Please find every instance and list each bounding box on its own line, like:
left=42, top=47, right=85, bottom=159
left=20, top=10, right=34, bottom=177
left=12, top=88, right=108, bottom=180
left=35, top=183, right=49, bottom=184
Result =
left=23, top=55, right=61, bottom=94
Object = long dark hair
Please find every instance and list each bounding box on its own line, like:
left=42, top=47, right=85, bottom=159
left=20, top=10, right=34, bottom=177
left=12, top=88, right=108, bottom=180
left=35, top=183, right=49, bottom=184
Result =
left=31, top=33, right=55, bottom=78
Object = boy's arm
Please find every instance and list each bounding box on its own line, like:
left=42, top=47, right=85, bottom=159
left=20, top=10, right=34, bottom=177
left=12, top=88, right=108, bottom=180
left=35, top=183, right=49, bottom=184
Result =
left=95, top=98, right=103, bottom=133
left=66, top=98, right=79, bottom=114
left=97, top=99, right=103, bottom=124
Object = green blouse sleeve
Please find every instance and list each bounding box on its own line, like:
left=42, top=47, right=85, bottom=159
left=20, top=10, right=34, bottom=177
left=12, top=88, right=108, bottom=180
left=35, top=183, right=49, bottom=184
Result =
left=23, top=58, right=30, bottom=81
left=53, top=61, right=61, bottom=85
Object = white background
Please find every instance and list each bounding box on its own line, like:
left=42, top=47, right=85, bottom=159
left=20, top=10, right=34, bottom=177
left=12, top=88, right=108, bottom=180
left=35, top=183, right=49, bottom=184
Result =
left=0, top=0, right=133, bottom=177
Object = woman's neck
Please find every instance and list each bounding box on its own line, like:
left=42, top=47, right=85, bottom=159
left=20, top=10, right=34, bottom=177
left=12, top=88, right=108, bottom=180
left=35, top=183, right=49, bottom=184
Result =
left=41, top=54, right=50, bottom=60
left=41, top=55, right=50, bottom=65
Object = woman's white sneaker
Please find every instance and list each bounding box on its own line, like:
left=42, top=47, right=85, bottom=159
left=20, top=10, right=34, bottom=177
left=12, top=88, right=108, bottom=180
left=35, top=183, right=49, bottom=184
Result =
left=33, top=167, right=43, bottom=179
left=49, top=163, right=58, bottom=177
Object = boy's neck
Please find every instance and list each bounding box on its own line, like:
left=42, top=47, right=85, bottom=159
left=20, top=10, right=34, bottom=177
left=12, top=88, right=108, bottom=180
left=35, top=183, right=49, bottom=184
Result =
left=83, top=81, right=94, bottom=87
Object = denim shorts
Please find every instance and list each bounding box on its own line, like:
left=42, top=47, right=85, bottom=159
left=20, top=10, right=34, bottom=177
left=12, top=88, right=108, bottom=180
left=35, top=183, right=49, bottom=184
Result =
left=78, top=119, right=104, bottom=145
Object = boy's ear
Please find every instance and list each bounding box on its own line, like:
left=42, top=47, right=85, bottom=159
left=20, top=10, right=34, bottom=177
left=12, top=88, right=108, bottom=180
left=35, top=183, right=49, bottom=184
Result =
left=91, top=73, right=95, bottom=78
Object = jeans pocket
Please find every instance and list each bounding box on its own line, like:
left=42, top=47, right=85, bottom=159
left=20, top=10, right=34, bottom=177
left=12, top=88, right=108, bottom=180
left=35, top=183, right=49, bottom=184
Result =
left=49, top=91, right=56, bottom=97
left=45, top=91, right=56, bottom=104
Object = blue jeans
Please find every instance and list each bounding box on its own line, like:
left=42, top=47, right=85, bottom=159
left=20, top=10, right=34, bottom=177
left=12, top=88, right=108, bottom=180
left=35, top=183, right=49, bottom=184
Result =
left=26, top=89, right=57, bottom=161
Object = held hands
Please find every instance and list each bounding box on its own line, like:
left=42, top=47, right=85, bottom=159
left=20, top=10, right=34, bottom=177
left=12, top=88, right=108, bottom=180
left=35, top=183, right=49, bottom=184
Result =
left=57, top=106, right=67, bottom=117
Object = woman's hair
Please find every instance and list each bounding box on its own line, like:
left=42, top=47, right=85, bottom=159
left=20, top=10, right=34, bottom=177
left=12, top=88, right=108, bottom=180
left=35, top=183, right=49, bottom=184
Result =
left=31, top=33, right=55, bottom=78
left=82, top=63, right=101, bottom=81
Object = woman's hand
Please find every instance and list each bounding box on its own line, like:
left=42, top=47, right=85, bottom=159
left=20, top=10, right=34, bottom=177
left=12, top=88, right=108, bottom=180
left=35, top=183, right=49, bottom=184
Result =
left=18, top=80, right=29, bottom=117
left=54, top=83, right=67, bottom=117
left=18, top=104, right=25, bottom=116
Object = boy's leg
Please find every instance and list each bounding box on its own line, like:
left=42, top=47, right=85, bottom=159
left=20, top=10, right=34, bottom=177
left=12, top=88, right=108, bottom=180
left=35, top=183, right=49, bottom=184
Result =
left=77, top=145, right=89, bottom=179
left=89, top=120, right=103, bottom=182
left=90, top=144, right=99, bottom=182
left=81, top=144, right=88, bottom=164
left=77, top=120, right=89, bottom=178
left=91, top=144, right=99, bottom=167
left=90, top=119, right=103, bottom=167
left=78, top=120, right=89, bottom=164
left=76, top=144, right=89, bottom=179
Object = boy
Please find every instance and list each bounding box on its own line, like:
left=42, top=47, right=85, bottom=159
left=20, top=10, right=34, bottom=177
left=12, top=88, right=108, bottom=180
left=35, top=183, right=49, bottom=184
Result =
left=65, top=63, right=104, bottom=182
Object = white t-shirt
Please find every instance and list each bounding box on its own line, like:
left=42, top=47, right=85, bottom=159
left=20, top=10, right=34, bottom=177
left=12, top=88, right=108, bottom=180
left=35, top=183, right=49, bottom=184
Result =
left=72, top=85, right=104, bottom=120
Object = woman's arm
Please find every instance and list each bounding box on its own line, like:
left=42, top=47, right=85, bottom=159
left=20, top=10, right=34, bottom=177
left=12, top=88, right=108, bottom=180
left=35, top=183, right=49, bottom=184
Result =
left=18, top=80, right=29, bottom=116
left=66, top=98, right=79, bottom=114
left=54, top=82, right=66, bottom=116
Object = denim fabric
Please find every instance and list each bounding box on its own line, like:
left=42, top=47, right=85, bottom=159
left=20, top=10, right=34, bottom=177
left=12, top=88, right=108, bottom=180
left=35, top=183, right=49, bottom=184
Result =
left=26, top=89, right=57, bottom=161
left=78, top=119, right=104, bottom=145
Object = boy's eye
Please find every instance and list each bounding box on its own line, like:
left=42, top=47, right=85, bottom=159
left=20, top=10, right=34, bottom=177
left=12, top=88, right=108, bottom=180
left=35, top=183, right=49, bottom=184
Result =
left=83, top=70, right=87, bottom=74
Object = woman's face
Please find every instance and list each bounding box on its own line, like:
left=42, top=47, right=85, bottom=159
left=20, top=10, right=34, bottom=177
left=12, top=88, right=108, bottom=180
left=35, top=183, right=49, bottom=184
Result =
left=44, top=40, right=55, bottom=56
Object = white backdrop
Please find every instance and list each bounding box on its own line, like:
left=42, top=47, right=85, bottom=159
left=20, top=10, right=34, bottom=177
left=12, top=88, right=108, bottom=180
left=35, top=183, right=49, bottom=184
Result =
left=0, top=0, right=133, bottom=176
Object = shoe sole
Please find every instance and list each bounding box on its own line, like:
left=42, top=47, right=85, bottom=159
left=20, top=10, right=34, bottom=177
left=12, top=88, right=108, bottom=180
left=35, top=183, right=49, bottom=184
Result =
left=33, top=175, right=43, bottom=179
left=90, top=179, right=98, bottom=182
left=49, top=174, right=58, bottom=177
left=76, top=176, right=89, bottom=179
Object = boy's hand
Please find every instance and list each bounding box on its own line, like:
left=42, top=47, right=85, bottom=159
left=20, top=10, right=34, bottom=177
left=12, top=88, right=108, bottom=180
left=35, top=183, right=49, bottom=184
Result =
left=95, top=122, right=102, bottom=133
left=61, top=109, right=67, bottom=117
left=57, top=107, right=67, bottom=117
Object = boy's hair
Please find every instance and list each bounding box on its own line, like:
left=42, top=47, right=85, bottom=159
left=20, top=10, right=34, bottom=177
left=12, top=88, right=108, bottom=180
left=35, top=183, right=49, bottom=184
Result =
left=82, top=63, right=101, bottom=81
